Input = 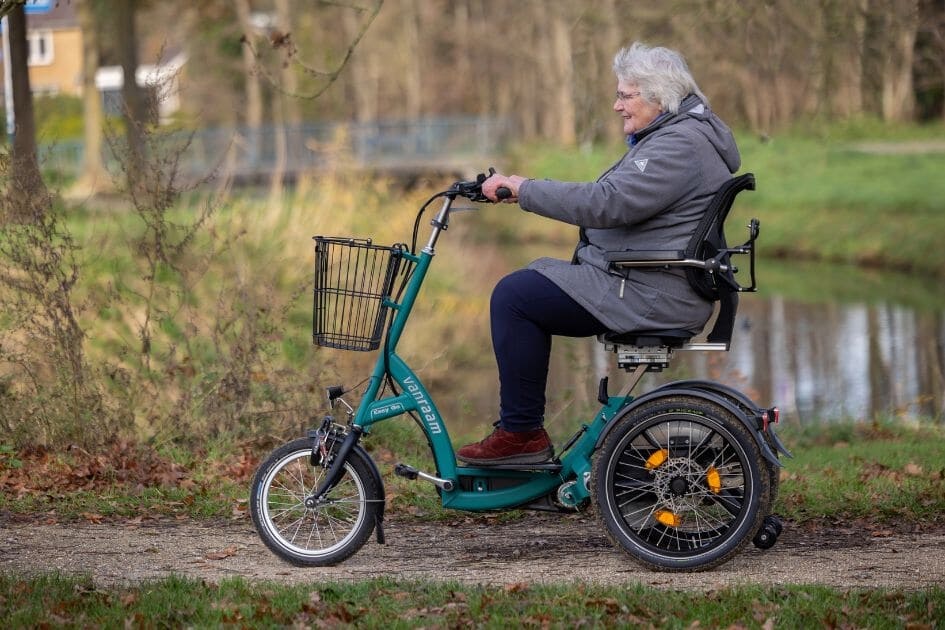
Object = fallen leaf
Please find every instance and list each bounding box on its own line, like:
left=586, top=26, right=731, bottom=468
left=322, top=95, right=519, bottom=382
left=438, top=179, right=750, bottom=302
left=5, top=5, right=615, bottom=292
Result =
left=205, top=545, right=238, bottom=560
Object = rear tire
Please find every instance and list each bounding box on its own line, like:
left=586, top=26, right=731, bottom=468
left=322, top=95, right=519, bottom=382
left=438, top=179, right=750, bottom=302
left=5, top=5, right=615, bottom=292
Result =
left=593, top=395, right=770, bottom=571
left=250, top=438, right=382, bottom=566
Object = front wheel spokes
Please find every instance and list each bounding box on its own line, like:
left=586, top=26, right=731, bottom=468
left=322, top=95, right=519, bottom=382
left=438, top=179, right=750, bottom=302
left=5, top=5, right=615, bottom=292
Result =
left=268, top=461, right=358, bottom=546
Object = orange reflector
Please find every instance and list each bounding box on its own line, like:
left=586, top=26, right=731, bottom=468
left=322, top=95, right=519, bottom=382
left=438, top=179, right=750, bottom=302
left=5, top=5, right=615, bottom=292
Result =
left=645, top=449, right=669, bottom=470
left=655, top=509, right=681, bottom=527
left=706, top=467, right=722, bottom=493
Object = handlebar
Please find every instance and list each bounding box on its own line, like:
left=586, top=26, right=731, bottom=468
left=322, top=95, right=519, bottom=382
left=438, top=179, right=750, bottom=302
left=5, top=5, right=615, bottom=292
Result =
left=410, top=167, right=515, bottom=254
left=448, top=167, right=513, bottom=203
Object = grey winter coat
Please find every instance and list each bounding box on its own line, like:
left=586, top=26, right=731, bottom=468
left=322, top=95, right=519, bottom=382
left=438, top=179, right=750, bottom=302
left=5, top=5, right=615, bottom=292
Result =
left=517, top=94, right=741, bottom=334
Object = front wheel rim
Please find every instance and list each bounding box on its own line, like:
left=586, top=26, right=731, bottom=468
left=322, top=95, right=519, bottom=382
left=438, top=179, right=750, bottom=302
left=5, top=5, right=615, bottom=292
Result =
left=259, top=450, right=367, bottom=558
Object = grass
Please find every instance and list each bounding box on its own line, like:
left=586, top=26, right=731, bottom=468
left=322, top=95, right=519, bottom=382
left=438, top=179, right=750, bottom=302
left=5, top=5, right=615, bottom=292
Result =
left=770, top=420, right=945, bottom=524
left=1, top=574, right=942, bottom=628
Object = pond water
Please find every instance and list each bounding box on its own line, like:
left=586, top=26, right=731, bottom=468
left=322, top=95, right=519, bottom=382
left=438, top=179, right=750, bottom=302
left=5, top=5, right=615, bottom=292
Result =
left=569, top=259, right=945, bottom=425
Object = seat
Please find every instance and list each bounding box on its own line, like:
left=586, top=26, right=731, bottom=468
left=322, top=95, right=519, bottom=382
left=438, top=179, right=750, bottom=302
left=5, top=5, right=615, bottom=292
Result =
left=600, top=173, right=759, bottom=370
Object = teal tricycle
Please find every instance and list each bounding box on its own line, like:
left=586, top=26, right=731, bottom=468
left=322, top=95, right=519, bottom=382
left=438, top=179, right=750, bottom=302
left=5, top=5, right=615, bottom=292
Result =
left=250, top=170, right=791, bottom=571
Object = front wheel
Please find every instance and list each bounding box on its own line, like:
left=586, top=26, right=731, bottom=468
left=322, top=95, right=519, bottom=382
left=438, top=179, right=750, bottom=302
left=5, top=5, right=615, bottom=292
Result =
left=250, top=437, right=382, bottom=566
left=593, top=395, right=770, bottom=571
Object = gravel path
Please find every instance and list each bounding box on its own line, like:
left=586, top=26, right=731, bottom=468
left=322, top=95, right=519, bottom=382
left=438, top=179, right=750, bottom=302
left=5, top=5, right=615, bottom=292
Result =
left=3, top=514, right=943, bottom=590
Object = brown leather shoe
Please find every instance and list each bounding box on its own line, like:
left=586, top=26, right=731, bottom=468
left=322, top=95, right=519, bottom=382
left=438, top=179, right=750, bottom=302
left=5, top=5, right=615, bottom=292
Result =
left=456, top=425, right=554, bottom=466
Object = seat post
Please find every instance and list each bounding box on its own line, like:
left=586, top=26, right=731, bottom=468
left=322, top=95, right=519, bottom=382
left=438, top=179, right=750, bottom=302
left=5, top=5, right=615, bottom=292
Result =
left=616, top=363, right=650, bottom=398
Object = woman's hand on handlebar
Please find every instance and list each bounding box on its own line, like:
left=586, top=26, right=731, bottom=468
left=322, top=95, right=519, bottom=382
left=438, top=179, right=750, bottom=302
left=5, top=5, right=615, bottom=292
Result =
left=482, top=172, right=527, bottom=203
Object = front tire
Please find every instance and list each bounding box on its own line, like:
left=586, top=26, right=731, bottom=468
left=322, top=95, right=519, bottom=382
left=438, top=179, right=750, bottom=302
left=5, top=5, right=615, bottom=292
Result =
left=250, top=437, right=382, bottom=566
left=593, top=395, right=770, bottom=571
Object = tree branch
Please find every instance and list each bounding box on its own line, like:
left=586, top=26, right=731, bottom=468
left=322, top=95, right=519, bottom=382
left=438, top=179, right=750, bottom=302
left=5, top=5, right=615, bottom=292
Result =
left=241, top=0, right=383, bottom=100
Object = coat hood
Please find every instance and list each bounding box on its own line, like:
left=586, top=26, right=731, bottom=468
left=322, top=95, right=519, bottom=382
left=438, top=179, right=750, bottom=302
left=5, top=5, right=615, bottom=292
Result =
left=637, top=94, right=741, bottom=173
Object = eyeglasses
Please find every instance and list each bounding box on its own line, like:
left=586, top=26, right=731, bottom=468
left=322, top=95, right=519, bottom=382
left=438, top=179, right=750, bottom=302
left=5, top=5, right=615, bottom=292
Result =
left=615, top=91, right=642, bottom=103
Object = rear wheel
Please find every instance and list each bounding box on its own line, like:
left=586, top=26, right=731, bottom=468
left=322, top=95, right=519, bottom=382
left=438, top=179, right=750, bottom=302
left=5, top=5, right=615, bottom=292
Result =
left=593, top=395, right=770, bottom=571
left=250, top=438, right=382, bottom=566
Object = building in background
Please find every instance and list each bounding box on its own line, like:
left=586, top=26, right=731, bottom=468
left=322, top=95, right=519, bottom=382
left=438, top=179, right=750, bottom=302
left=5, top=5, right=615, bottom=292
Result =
left=1, top=1, right=185, bottom=129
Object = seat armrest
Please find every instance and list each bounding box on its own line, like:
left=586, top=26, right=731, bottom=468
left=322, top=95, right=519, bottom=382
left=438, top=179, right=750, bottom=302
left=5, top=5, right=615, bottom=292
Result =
left=604, top=250, right=685, bottom=264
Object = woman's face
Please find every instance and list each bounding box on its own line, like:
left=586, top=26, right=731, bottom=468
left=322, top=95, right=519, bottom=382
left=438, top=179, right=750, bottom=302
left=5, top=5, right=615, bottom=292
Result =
left=614, top=81, right=662, bottom=136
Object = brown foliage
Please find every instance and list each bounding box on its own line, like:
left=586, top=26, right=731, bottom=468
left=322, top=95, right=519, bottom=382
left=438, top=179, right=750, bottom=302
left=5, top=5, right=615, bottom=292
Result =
left=0, top=442, right=190, bottom=497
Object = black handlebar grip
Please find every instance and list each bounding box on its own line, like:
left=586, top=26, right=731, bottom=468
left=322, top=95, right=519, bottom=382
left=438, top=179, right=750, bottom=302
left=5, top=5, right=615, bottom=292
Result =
left=496, top=187, right=512, bottom=200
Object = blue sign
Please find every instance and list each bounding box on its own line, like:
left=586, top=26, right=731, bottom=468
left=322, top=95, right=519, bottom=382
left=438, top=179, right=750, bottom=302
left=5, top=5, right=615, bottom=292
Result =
left=25, top=0, right=55, bottom=14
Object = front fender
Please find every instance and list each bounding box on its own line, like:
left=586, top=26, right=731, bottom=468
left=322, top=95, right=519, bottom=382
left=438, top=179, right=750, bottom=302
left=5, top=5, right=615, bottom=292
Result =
left=596, top=387, right=782, bottom=468
left=353, top=443, right=387, bottom=543
left=317, top=435, right=386, bottom=544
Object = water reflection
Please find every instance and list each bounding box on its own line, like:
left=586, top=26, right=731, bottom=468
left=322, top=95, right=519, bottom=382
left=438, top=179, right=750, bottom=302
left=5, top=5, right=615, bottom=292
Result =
left=610, top=295, right=945, bottom=423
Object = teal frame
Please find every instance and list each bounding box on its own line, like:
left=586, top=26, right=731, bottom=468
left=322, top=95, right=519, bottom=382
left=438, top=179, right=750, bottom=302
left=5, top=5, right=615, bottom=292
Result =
left=349, top=235, right=631, bottom=511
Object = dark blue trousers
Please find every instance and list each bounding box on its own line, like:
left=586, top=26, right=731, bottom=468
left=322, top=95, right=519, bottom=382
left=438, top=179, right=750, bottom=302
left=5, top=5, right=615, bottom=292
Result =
left=491, top=269, right=610, bottom=432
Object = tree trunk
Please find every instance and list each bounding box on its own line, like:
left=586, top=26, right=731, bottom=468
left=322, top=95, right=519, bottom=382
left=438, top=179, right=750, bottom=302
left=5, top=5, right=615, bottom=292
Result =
left=274, top=0, right=301, bottom=127
left=114, top=0, right=146, bottom=189
left=862, top=0, right=919, bottom=121
left=234, top=0, right=264, bottom=170
left=5, top=3, right=46, bottom=220
left=882, top=0, right=919, bottom=121
left=73, top=0, right=109, bottom=196
left=403, top=0, right=422, bottom=120
left=549, top=11, right=576, bottom=146
left=269, top=0, right=298, bottom=202
left=343, top=7, right=378, bottom=122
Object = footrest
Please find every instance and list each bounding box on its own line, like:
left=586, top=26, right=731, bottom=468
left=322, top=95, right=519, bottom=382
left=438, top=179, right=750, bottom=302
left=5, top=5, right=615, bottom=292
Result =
left=459, top=462, right=563, bottom=472
left=393, top=463, right=419, bottom=479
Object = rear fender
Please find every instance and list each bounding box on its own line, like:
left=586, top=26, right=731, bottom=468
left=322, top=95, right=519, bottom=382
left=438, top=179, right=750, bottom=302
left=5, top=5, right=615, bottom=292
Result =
left=652, top=380, right=792, bottom=460
left=596, top=387, right=782, bottom=468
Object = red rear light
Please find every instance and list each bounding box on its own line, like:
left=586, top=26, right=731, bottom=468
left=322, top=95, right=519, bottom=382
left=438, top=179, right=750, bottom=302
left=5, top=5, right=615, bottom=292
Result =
left=760, top=407, right=779, bottom=431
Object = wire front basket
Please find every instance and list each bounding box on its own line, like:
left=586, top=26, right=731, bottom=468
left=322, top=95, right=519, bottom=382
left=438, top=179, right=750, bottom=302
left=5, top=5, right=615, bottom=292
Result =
left=312, top=236, right=412, bottom=351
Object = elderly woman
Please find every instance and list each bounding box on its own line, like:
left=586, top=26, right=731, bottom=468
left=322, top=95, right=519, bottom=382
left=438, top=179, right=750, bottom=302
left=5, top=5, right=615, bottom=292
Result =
left=457, top=42, right=741, bottom=466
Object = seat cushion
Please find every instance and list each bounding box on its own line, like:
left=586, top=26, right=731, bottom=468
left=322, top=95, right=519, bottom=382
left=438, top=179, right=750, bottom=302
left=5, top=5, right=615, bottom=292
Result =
left=601, top=329, right=692, bottom=348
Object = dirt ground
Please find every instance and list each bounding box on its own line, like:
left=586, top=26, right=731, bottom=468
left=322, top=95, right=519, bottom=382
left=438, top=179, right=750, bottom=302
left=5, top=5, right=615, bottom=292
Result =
left=3, top=513, right=944, bottom=590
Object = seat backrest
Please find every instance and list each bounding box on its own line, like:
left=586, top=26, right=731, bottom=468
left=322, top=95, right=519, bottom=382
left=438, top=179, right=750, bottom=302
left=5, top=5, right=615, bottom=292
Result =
left=684, top=172, right=756, bottom=302
left=686, top=172, right=755, bottom=344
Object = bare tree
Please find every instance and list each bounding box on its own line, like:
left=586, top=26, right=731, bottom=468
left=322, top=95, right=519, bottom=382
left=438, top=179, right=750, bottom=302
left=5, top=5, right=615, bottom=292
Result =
left=548, top=9, right=577, bottom=146
left=916, top=0, right=945, bottom=119
left=235, top=0, right=265, bottom=170
left=114, top=0, right=148, bottom=189
left=3, top=0, right=45, bottom=220
left=343, top=5, right=379, bottom=122
left=72, top=0, right=109, bottom=197
left=862, top=0, right=920, bottom=121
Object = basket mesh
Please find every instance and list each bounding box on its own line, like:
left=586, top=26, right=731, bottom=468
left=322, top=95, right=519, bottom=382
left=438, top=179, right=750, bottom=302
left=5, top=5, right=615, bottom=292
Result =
left=312, top=236, right=410, bottom=351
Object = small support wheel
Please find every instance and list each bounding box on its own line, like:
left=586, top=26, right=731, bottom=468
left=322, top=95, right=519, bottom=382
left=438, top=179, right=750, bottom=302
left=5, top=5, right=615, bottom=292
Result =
left=752, top=515, right=783, bottom=550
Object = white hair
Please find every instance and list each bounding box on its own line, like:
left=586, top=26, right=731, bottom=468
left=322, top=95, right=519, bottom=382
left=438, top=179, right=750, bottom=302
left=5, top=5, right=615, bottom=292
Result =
left=613, top=42, right=706, bottom=114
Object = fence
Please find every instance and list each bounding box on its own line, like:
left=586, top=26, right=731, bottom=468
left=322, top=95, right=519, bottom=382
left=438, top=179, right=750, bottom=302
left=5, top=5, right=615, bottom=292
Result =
left=39, top=116, right=512, bottom=185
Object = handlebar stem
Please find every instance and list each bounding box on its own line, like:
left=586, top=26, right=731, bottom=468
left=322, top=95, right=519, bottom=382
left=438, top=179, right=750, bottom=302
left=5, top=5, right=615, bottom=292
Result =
left=422, top=195, right=455, bottom=255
